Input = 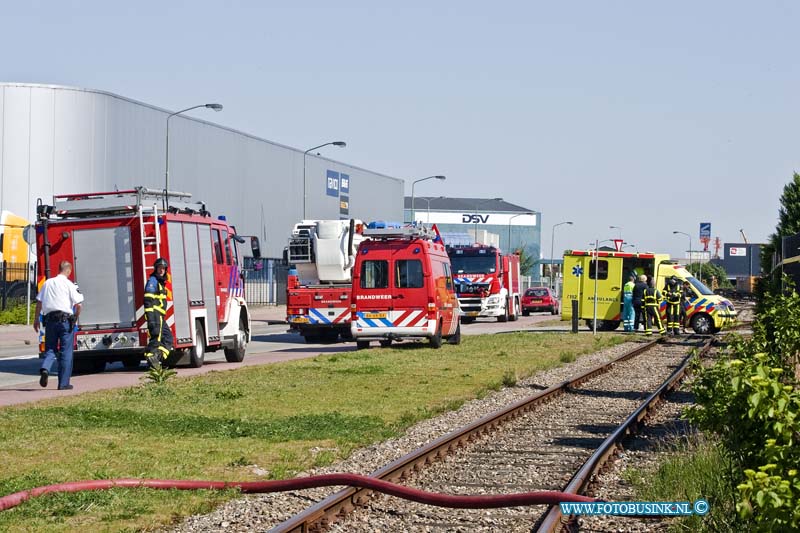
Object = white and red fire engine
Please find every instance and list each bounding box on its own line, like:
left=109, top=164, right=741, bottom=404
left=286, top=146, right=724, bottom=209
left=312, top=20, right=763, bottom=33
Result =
left=446, top=244, right=521, bottom=323
left=35, top=187, right=255, bottom=371
left=286, top=219, right=364, bottom=342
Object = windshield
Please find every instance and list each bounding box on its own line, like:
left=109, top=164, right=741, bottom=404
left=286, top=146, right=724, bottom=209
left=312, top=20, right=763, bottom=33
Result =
left=525, top=288, right=549, bottom=297
left=449, top=256, right=497, bottom=274
left=686, top=276, right=714, bottom=296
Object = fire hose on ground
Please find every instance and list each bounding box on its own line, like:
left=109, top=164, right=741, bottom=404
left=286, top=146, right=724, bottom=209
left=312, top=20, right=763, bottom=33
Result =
left=0, top=473, right=597, bottom=512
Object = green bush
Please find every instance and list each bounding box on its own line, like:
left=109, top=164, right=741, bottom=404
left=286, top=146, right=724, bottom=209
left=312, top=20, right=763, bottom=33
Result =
left=0, top=302, right=36, bottom=325
left=688, top=279, right=800, bottom=530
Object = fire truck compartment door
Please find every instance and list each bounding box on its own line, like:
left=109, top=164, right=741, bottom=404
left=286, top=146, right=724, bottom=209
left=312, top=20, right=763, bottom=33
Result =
left=168, top=223, right=191, bottom=341
left=580, top=256, right=623, bottom=320
left=72, top=226, right=135, bottom=327
left=197, top=224, right=219, bottom=339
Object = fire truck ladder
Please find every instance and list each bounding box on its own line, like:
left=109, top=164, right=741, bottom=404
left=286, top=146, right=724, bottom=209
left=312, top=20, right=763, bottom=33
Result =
left=138, top=203, right=161, bottom=284
left=362, top=224, right=439, bottom=240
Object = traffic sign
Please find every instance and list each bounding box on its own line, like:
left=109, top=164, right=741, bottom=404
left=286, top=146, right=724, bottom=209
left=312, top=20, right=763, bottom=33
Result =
left=699, top=222, right=711, bottom=239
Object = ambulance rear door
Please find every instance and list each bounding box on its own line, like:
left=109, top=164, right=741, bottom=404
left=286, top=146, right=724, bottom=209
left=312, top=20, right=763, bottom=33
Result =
left=580, top=254, right=623, bottom=321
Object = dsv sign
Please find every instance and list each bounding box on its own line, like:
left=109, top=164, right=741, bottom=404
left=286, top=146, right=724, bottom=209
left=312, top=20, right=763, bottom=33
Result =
left=462, top=214, right=490, bottom=224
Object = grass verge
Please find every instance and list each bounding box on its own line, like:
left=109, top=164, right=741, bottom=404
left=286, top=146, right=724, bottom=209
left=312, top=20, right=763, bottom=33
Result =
left=0, top=331, right=625, bottom=532
left=622, top=433, right=748, bottom=532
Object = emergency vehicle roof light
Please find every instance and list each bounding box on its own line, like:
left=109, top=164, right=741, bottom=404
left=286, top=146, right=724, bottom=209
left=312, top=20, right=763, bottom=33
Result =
left=218, top=215, right=227, bottom=221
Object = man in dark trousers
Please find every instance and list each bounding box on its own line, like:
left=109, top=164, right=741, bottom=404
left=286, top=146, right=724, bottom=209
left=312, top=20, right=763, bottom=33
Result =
left=643, top=278, right=666, bottom=336
left=664, top=276, right=682, bottom=335
left=33, top=261, right=84, bottom=390
left=632, top=274, right=648, bottom=332
left=144, top=257, right=173, bottom=368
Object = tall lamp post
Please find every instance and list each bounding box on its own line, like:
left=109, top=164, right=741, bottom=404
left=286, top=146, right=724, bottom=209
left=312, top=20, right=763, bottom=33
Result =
left=472, top=197, right=503, bottom=242
left=609, top=225, right=622, bottom=240
left=507, top=212, right=535, bottom=253
left=550, top=221, right=573, bottom=291
left=673, top=230, right=700, bottom=281
left=165, top=103, right=223, bottom=210
left=303, top=141, right=347, bottom=220
left=409, top=175, right=446, bottom=222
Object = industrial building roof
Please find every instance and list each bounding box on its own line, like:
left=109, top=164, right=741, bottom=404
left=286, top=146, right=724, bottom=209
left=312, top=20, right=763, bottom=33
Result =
left=403, top=197, right=536, bottom=213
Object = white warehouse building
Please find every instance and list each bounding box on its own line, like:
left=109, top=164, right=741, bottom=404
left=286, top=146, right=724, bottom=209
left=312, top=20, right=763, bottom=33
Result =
left=0, top=82, right=403, bottom=257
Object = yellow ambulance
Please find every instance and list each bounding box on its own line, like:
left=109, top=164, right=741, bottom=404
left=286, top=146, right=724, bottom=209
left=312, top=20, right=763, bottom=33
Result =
left=561, top=250, right=737, bottom=334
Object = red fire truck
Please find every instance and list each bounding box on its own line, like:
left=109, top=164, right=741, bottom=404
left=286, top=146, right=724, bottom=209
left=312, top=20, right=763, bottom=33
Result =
left=447, top=244, right=521, bottom=323
left=35, top=187, right=256, bottom=371
left=286, top=219, right=364, bottom=343
left=350, top=222, right=461, bottom=349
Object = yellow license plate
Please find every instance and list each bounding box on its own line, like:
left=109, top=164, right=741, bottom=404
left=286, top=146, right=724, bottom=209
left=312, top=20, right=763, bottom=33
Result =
left=291, top=317, right=309, bottom=323
left=531, top=299, right=542, bottom=303
left=363, top=312, right=387, bottom=319
left=467, top=311, right=479, bottom=317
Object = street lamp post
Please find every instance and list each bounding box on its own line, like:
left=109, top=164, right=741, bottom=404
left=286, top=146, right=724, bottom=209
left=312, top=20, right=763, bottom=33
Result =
left=673, top=230, right=696, bottom=279
left=472, top=197, right=502, bottom=242
left=409, top=175, right=446, bottom=222
left=609, top=225, right=622, bottom=240
left=165, top=103, right=223, bottom=210
left=303, top=141, right=347, bottom=220
left=507, top=212, right=535, bottom=253
left=550, top=221, right=573, bottom=292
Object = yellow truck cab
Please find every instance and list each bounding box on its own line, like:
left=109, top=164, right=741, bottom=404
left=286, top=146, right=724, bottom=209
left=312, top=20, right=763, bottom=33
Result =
left=561, top=250, right=737, bottom=334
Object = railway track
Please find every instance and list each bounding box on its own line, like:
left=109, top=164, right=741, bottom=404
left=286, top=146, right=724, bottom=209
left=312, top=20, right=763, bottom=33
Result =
left=260, top=336, right=710, bottom=533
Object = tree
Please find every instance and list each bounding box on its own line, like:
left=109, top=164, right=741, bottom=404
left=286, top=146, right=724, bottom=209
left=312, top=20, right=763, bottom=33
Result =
left=515, top=246, right=536, bottom=276
left=762, top=172, right=800, bottom=294
left=686, top=262, right=733, bottom=289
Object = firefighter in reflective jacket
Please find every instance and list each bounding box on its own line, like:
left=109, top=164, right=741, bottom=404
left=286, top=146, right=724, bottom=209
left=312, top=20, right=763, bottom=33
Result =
left=643, top=279, right=666, bottom=335
left=144, top=257, right=173, bottom=367
left=664, top=276, right=682, bottom=335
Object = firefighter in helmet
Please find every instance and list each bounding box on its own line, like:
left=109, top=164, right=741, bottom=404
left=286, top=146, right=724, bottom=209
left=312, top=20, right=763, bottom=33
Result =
left=643, top=277, right=666, bottom=336
left=144, top=257, right=173, bottom=368
left=664, top=275, right=682, bottom=335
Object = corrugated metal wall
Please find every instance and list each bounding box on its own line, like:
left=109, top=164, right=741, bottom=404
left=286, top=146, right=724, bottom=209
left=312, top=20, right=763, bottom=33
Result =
left=0, top=83, right=403, bottom=257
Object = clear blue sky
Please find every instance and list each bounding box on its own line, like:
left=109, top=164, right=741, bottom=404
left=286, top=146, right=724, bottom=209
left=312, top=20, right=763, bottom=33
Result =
left=3, top=1, right=798, bottom=259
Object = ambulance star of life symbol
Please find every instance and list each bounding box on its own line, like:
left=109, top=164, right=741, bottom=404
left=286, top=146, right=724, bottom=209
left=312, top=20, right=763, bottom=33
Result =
left=572, top=265, right=583, bottom=277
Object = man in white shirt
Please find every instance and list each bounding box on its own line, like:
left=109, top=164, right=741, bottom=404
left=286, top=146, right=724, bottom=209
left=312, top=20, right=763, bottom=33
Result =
left=33, top=261, right=84, bottom=390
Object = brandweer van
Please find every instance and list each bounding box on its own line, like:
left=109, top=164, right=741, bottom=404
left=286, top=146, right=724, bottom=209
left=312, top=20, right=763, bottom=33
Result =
left=350, top=222, right=460, bottom=349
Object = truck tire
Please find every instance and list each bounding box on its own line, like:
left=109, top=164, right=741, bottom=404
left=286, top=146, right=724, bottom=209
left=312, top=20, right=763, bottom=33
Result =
left=447, top=322, right=461, bottom=345
left=497, top=301, right=509, bottom=322
left=356, top=340, right=370, bottom=350
left=188, top=322, right=205, bottom=368
left=429, top=321, right=443, bottom=349
left=691, top=313, right=713, bottom=335
left=122, top=357, right=141, bottom=370
left=509, top=298, right=519, bottom=322
left=224, top=316, right=247, bottom=362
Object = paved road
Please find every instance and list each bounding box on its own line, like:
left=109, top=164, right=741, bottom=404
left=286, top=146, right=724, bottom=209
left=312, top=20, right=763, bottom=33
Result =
left=0, top=314, right=562, bottom=407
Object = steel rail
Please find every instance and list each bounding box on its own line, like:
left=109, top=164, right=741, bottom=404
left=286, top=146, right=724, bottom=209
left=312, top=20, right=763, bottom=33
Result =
left=536, top=337, right=714, bottom=532
left=271, top=339, right=661, bottom=533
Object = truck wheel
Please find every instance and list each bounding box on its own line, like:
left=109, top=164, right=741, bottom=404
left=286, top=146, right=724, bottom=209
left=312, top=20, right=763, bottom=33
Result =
left=122, top=357, right=141, bottom=369
left=356, top=340, right=370, bottom=350
left=509, top=298, right=519, bottom=322
left=429, top=321, right=443, bottom=349
left=447, top=322, right=462, bottom=345
left=691, top=314, right=713, bottom=335
left=379, top=339, right=392, bottom=348
left=189, top=322, right=205, bottom=368
left=497, top=301, right=509, bottom=323
left=224, top=317, right=247, bottom=362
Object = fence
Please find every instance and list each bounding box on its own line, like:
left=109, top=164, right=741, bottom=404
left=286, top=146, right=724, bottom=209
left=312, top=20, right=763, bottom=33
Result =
left=0, top=261, right=36, bottom=311
left=241, top=258, right=288, bottom=306
left=520, top=275, right=563, bottom=298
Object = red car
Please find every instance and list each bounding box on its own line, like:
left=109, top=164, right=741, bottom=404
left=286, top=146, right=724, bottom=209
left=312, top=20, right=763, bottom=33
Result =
left=521, top=287, right=560, bottom=315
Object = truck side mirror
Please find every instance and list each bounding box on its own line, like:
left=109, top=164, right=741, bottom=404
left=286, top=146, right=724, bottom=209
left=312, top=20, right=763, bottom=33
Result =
left=250, top=237, right=261, bottom=259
